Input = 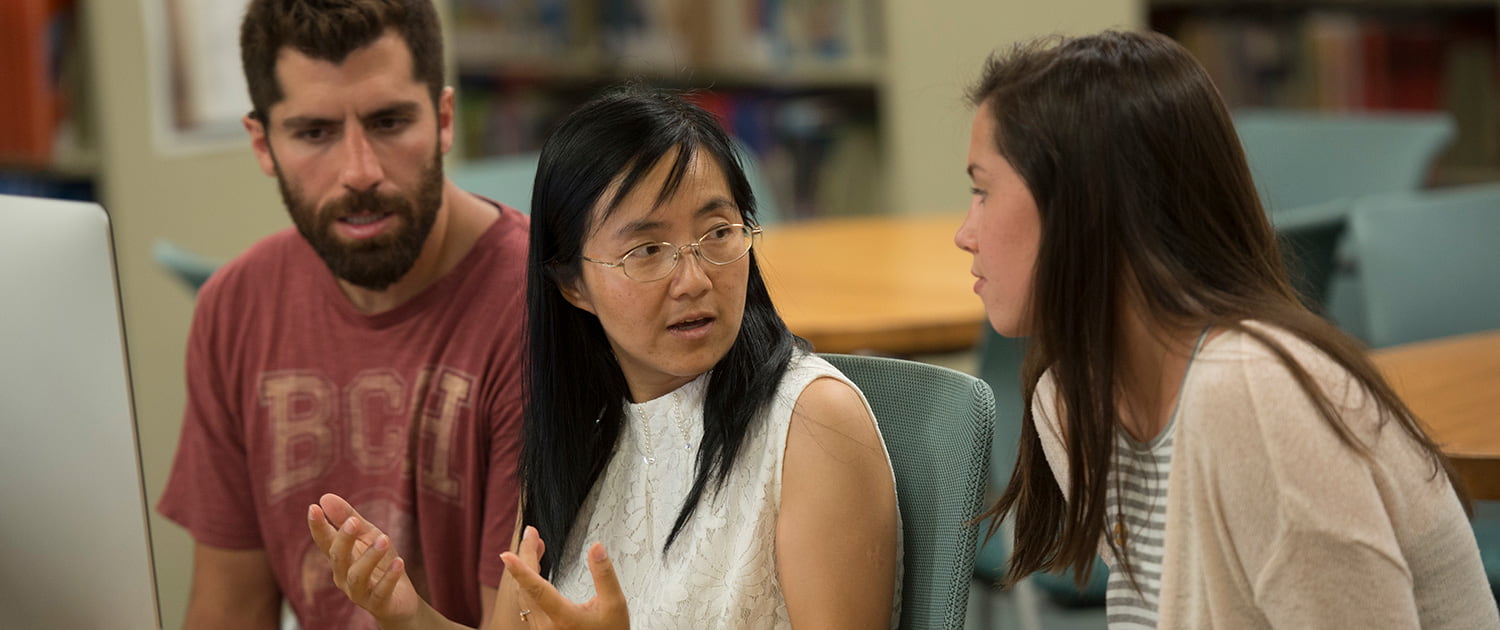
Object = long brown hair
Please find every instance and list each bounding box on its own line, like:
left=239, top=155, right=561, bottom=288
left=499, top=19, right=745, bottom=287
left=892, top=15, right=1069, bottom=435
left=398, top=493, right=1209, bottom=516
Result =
left=969, top=30, right=1467, bottom=589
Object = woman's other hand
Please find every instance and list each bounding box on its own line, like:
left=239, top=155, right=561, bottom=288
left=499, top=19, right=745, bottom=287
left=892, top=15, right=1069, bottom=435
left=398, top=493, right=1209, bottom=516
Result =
left=499, top=526, right=629, bottom=629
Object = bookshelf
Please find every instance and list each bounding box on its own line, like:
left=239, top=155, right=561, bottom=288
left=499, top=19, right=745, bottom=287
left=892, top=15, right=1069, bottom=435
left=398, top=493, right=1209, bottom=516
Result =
left=76, top=2, right=1142, bottom=627
left=448, top=0, right=887, bottom=219
left=1149, top=0, right=1500, bottom=185
left=0, top=0, right=97, bottom=200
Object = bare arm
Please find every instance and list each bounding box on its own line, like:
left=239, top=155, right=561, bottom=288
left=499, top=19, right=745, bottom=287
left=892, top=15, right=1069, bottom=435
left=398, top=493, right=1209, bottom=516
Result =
left=777, top=377, right=900, bottom=628
left=183, top=543, right=282, bottom=630
left=482, top=511, right=527, bottom=630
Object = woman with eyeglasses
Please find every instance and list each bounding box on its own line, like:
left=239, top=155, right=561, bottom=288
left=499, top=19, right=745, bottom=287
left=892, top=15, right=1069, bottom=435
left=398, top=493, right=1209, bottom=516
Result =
left=307, top=85, right=901, bottom=629
left=959, top=31, right=1497, bottom=628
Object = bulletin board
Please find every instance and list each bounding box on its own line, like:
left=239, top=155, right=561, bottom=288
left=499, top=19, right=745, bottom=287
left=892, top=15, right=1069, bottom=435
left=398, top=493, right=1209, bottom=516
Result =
left=144, top=0, right=250, bottom=153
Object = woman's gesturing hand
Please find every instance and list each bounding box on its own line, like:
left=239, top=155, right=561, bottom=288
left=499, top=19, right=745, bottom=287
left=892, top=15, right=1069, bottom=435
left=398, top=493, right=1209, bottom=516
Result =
left=500, top=526, right=629, bottom=629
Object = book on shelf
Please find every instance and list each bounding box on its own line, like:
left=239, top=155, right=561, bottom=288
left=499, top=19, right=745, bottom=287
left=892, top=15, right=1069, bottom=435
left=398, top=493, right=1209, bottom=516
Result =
left=0, top=0, right=76, bottom=167
left=457, top=85, right=881, bottom=218
left=1157, top=5, right=1499, bottom=182
left=451, top=0, right=882, bottom=81
left=1164, top=11, right=1472, bottom=113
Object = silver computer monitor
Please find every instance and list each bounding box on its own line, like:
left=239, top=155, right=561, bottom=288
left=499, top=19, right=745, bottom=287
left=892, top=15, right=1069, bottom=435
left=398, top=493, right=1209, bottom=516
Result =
left=0, top=194, right=161, bottom=628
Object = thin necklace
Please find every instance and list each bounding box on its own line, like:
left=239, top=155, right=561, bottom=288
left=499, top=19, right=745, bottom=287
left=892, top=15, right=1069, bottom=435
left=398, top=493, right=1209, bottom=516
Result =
left=639, top=392, right=694, bottom=465
left=1113, top=326, right=1211, bottom=548
left=638, top=392, right=695, bottom=541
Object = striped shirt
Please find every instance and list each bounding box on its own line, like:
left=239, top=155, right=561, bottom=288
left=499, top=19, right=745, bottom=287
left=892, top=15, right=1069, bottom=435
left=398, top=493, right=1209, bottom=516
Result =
left=1103, top=418, right=1175, bottom=629
left=1104, top=328, right=1205, bottom=629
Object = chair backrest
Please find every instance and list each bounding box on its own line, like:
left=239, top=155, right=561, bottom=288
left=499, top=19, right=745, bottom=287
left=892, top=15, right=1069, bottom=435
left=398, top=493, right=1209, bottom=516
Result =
left=820, top=353, right=994, bottom=630
left=153, top=239, right=222, bottom=293
left=970, top=330, right=1023, bottom=581
left=447, top=151, right=541, bottom=213
left=1271, top=198, right=1353, bottom=312
left=1234, top=109, right=1455, bottom=213
left=444, top=140, right=782, bottom=223
left=969, top=331, right=1113, bottom=605
left=1348, top=183, right=1500, bottom=348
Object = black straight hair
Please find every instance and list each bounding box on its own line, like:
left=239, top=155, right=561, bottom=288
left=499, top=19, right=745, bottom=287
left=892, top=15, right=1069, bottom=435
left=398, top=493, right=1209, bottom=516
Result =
left=521, top=85, right=802, bottom=578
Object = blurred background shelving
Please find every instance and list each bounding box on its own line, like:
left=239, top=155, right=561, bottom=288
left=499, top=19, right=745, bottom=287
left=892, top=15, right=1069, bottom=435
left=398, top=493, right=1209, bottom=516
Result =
left=447, top=0, right=888, bottom=219
left=0, top=0, right=97, bottom=200
left=1150, top=0, right=1500, bottom=186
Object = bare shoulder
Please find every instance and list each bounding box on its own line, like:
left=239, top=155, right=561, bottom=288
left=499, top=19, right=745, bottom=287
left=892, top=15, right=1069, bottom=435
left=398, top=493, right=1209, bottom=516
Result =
left=788, top=376, right=886, bottom=457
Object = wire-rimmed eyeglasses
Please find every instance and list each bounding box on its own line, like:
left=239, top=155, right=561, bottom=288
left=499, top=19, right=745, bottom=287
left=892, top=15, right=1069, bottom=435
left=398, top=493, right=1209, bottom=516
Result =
left=581, top=223, right=763, bottom=282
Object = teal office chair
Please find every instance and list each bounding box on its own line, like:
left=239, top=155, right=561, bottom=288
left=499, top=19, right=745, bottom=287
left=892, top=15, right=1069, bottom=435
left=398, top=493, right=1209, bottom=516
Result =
left=1271, top=199, right=1352, bottom=313
left=1346, top=183, right=1500, bottom=349
left=446, top=140, right=781, bottom=223
left=1234, top=109, right=1454, bottom=214
left=1343, top=183, right=1500, bottom=601
left=970, top=330, right=1109, bottom=612
left=153, top=239, right=222, bottom=294
left=1476, top=501, right=1500, bottom=604
left=1235, top=109, right=1455, bottom=338
left=447, top=151, right=541, bottom=213
left=820, top=353, right=994, bottom=630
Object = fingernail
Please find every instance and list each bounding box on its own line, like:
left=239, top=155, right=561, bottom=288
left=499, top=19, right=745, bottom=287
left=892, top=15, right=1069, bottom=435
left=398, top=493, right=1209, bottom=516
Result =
left=524, top=525, right=536, bottom=540
left=596, top=543, right=609, bottom=561
left=374, top=535, right=389, bottom=550
left=307, top=505, right=316, bottom=520
left=342, top=517, right=357, bottom=533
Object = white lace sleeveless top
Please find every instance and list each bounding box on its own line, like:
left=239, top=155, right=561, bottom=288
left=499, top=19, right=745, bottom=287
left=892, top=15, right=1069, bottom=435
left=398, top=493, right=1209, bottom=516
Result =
left=552, top=352, right=902, bottom=628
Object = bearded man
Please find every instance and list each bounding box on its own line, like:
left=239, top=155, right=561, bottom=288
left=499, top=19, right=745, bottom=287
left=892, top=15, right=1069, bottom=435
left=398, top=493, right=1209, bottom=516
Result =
left=157, top=2, right=528, bottom=629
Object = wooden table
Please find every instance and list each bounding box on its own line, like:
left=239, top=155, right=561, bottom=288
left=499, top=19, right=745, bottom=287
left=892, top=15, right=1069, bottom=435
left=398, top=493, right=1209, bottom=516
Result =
left=756, top=213, right=986, bottom=355
left=1371, top=330, right=1500, bottom=501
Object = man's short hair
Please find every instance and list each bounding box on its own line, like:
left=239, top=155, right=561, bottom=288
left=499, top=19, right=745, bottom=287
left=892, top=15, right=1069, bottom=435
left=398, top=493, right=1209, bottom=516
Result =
left=240, top=0, right=444, bottom=123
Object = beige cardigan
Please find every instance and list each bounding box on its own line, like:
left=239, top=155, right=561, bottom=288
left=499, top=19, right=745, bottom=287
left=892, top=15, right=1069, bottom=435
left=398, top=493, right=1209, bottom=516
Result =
left=1033, top=323, right=1499, bottom=628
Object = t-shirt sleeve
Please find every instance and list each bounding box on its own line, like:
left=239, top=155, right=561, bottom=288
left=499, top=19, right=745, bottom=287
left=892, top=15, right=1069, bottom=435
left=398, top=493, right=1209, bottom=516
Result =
left=156, top=281, right=264, bottom=549
left=477, top=380, right=524, bottom=587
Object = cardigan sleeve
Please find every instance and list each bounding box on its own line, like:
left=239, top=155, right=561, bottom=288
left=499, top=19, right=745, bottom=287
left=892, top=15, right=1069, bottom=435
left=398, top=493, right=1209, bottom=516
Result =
left=1206, top=333, right=1422, bottom=626
left=1030, top=372, right=1073, bottom=501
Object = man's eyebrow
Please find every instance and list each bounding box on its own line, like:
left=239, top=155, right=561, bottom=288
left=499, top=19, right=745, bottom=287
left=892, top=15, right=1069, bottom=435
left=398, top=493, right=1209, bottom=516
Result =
left=280, top=115, right=337, bottom=131
left=278, top=102, right=422, bottom=131
left=361, top=102, right=421, bottom=123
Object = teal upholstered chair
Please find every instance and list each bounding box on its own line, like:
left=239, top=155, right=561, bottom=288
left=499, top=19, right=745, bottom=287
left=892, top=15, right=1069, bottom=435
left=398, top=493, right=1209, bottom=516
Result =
left=446, top=140, right=781, bottom=223
left=1234, top=109, right=1454, bottom=215
left=153, top=239, right=222, bottom=294
left=820, top=353, right=994, bottom=630
left=1343, top=183, right=1500, bottom=601
left=1234, top=109, right=1455, bottom=336
left=970, top=330, right=1109, bottom=611
left=1345, top=183, right=1500, bottom=349
left=447, top=151, right=541, bottom=213
left=1475, top=501, right=1500, bottom=604
left=1271, top=198, right=1352, bottom=313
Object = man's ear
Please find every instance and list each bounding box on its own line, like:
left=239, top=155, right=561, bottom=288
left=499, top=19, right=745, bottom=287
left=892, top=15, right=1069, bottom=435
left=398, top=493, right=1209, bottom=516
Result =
left=244, top=114, right=277, bottom=177
left=438, top=86, right=455, bottom=156
left=557, top=275, right=596, bottom=315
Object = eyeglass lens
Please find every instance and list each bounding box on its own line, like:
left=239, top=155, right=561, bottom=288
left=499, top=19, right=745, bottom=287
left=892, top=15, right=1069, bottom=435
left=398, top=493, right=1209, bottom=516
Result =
left=623, top=225, right=755, bottom=281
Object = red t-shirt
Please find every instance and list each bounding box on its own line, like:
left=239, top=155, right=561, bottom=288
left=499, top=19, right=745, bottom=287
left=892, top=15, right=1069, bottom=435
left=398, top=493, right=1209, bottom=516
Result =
left=158, top=205, right=529, bottom=629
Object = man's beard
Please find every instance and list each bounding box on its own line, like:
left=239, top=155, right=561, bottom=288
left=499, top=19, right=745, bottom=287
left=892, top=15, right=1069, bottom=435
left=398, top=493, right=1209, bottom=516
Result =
left=277, top=156, right=444, bottom=292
